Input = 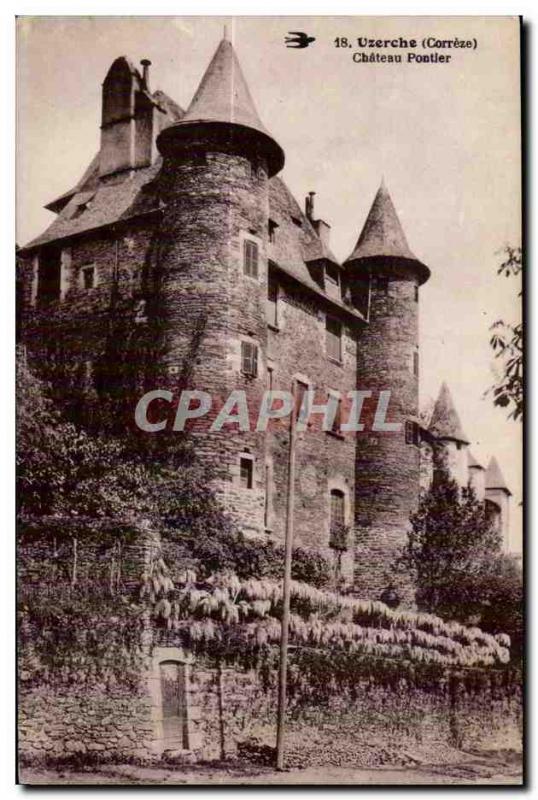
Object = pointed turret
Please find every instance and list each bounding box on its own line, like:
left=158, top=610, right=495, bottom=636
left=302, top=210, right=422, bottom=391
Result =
left=157, top=36, right=284, bottom=176
left=345, top=181, right=430, bottom=284
left=467, top=450, right=484, bottom=470
left=485, top=456, right=512, bottom=495
left=429, top=383, right=470, bottom=444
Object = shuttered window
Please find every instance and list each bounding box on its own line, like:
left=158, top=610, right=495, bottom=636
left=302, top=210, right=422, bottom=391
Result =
left=330, top=489, right=345, bottom=530
left=243, top=239, right=259, bottom=278
left=241, top=341, right=258, bottom=377
left=326, top=316, right=342, bottom=362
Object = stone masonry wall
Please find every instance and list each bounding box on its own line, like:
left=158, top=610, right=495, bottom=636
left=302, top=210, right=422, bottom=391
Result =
left=265, top=278, right=359, bottom=583
left=353, top=275, right=420, bottom=602
left=19, top=657, right=522, bottom=767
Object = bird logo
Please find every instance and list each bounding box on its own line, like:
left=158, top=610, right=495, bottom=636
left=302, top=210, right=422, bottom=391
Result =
left=285, top=32, right=316, bottom=49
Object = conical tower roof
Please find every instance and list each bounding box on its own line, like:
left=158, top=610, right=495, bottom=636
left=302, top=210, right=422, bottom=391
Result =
left=158, top=36, right=284, bottom=176
left=467, top=450, right=485, bottom=470
left=345, top=181, right=430, bottom=284
left=183, top=38, right=268, bottom=133
left=485, top=456, right=511, bottom=494
left=428, top=382, right=470, bottom=444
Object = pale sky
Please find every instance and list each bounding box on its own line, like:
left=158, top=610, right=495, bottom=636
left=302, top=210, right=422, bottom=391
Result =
left=16, top=16, right=522, bottom=550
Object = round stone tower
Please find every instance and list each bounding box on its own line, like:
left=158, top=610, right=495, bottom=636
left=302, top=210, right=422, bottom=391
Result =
left=153, top=35, right=284, bottom=535
left=344, top=181, right=430, bottom=602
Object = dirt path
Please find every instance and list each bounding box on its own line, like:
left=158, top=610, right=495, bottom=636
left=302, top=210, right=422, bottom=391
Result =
left=20, top=749, right=523, bottom=786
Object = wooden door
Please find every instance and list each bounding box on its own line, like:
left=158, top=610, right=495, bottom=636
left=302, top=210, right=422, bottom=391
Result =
left=159, top=660, right=188, bottom=750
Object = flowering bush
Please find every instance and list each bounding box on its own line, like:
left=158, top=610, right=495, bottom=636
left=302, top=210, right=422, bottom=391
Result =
left=146, top=565, right=511, bottom=668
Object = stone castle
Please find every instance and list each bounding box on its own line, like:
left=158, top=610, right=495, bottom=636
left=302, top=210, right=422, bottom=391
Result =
left=18, top=34, right=511, bottom=600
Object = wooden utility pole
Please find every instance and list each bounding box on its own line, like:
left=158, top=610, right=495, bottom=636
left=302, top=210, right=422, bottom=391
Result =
left=276, top=379, right=298, bottom=770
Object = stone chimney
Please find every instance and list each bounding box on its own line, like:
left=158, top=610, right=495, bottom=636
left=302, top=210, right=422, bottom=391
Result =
left=141, top=59, right=151, bottom=91
left=305, top=191, right=331, bottom=247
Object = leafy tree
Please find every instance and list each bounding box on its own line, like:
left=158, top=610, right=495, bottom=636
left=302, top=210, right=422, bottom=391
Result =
left=489, top=245, right=522, bottom=421
left=16, top=358, right=230, bottom=539
left=17, top=359, right=333, bottom=587
left=402, top=472, right=501, bottom=617
left=470, top=553, right=523, bottom=662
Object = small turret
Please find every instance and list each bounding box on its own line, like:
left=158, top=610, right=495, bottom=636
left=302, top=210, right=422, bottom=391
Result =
left=429, top=383, right=469, bottom=487
left=485, top=456, right=512, bottom=551
left=429, top=382, right=470, bottom=444
left=345, top=179, right=430, bottom=285
left=348, top=181, right=430, bottom=603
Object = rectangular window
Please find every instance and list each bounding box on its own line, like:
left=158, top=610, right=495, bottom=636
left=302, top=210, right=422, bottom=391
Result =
left=405, top=420, right=420, bottom=446
left=264, top=464, right=271, bottom=528
left=413, top=349, right=419, bottom=378
left=268, top=219, right=278, bottom=244
left=37, top=246, right=62, bottom=305
left=326, top=316, right=342, bottom=362
left=81, top=265, right=96, bottom=290
left=414, top=285, right=419, bottom=302
left=294, top=379, right=309, bottom=423
left=330, top=490, right=348, bottom=552
left=243, top=239, right=259, bottom=278
left=331, top=395, right=343, bottom=434
left=266, top=276, right=278, bottom=327
left=241, top=341, right=258, bottom=377
left=240, top=457, right=253, bottom=489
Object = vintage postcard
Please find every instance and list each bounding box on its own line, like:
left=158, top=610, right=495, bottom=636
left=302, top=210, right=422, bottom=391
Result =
left=16, top=16, right=523, bottom=785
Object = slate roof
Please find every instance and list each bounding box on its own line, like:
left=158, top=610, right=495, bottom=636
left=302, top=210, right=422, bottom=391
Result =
left=182, top=38, right=271, bottom=137
left=160, top=37, right=284, bottom=176
left=20, top=89, right=184, bottom=252
left=303, top=233, right=340, bottom=266
left=428, top=382, right=470, bottom=444
left=20, top=45, right=359, bottom=324
left=45, top=153, right=101, bottom=213
left=268, top=178, right=363, bottom=322
left=485, top=456, right=511, bottom=494
left=345, top=180, right=430, bottom=284
left=21, top=162, right=163, bottom=251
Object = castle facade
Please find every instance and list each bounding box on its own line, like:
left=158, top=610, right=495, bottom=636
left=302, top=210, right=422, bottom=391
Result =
left=18, top=35, right=511, bottom=599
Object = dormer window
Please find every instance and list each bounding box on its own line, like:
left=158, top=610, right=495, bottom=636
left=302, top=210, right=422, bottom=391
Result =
left=325, top=262, right=340, bottom=286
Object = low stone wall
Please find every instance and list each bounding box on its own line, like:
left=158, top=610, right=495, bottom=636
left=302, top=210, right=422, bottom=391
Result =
left=18, top=686, right=156, bottom=763
left=18, top=655, right=522, bottom=767
left=191, top=664, right=522, bottom=766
